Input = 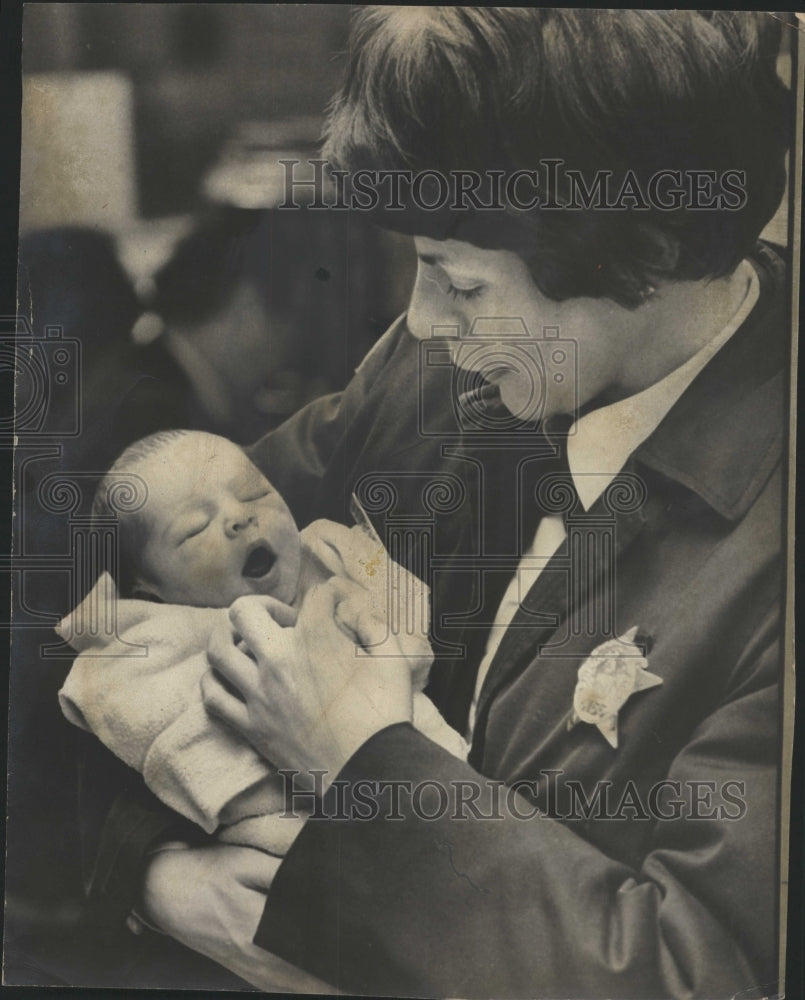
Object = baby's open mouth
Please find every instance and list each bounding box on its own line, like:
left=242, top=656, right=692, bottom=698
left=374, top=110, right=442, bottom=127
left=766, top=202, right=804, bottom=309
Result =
left=242, top=542, right=277, bottom=579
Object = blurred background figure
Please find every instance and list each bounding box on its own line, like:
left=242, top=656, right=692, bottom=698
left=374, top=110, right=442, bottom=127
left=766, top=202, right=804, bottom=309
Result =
left=20, top=4, right=414, bottom=444
left=140, top=203, right=411, bottom=444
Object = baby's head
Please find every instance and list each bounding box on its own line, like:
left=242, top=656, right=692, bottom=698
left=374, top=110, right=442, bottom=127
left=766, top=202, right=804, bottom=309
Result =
left=93, top=430, right=301, bottom=607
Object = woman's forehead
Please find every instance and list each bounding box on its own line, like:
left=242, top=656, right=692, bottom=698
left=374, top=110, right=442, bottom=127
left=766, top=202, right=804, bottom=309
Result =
left=414, top=236, right=513, bottom=271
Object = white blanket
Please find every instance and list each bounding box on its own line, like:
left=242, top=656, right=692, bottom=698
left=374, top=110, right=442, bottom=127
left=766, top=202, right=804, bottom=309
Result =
left=58, top=523, right=468, bottom=850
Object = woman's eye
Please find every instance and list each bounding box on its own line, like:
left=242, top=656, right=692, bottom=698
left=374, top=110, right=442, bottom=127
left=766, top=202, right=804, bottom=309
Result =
left=420, top=261, right=484, bottom=302
left=445, top=282, right=484, bottom=302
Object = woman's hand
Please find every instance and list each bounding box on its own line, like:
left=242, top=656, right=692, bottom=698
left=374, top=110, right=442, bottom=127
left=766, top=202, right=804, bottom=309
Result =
left=140, top=842, right=279, bottom=963
left=140, top=841, right=339, bottom=993
left=202, top=580, right=414, bottom=785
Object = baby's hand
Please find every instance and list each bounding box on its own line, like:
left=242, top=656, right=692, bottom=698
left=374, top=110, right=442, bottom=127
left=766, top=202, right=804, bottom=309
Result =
left=213, top=594, right=297, bottom=666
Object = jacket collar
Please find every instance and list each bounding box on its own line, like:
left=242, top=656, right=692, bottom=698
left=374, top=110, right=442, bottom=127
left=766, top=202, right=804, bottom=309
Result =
left=634, top=243, right=788, bottom=522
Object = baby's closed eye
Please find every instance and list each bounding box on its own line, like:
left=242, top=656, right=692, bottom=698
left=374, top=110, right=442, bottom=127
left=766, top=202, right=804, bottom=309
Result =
left=175, top=515, right=211, bottom=544
left=237, top=488, right=271, bottom=503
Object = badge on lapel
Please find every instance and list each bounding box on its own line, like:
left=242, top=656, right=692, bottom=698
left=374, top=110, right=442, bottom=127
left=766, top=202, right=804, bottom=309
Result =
left=567, top=626, right=661, bottom=748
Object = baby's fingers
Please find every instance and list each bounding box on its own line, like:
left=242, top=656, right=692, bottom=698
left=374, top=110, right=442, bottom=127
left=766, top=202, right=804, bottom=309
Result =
left=329, top=584, right=389, bottom=651
left=229, top=596, right=294, bottom=665
left=307, top=520, right=389, bottom=586
left=304, top=531, right=348, bottom=580
left=229, top=594, right=298, bottom=628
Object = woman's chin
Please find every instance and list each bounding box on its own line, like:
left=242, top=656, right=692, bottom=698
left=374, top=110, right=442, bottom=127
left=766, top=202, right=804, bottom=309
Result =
left=497, top=377, right=547, bottom=424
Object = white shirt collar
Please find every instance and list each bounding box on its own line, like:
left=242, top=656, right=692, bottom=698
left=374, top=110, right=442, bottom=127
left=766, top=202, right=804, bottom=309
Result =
left=567, top=260, right=760, bottom=511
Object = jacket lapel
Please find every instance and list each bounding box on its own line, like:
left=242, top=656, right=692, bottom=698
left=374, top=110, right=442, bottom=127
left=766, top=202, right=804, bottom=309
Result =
left=469, top=477, right=647, bottom=765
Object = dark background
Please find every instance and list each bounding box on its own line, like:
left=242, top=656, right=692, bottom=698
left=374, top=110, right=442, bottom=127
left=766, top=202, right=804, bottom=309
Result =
left=22, top=4, right=351, bottom=217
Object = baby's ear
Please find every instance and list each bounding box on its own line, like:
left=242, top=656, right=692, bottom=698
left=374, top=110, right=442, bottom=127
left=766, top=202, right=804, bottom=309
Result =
left=133, top=591, right=164, bottom=604
left=130, top=581, right=164, bottom=604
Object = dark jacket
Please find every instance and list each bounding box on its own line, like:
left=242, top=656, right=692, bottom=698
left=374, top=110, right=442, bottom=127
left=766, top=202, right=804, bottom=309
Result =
left=252, top=242, right=790, bottom=998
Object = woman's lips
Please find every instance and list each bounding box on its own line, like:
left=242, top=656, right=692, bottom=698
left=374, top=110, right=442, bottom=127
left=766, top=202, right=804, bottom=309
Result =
left=241, top=541, right=277, bottom=579
left=450, top=348, right=519, bottom=381
left=481, top=363, right=518, bottom=380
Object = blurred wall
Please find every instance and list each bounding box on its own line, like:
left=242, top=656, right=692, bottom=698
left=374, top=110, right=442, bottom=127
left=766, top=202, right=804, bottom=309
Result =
left=18, top=3, right=416, bottom=418
left=22, top=4, right=352, bottom=216
left=20, top=72, right=137, bottom=232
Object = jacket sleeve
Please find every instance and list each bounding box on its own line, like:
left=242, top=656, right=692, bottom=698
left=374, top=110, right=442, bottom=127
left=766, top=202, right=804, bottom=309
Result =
left=254, top=633, right=782, bottom=999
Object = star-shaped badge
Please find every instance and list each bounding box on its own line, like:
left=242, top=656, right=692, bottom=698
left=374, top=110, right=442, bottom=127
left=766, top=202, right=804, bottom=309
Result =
left=567, top=626, right=662, bottom=748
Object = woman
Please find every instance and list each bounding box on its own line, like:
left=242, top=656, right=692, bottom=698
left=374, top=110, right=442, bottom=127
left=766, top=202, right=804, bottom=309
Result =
left=97, top=9, right=792, bottom=997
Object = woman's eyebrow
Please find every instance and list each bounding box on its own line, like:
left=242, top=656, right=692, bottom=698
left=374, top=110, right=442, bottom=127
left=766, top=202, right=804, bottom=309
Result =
left=417, top=252, right=448, bottom=266
left=418, top=252, right=486, bottom=279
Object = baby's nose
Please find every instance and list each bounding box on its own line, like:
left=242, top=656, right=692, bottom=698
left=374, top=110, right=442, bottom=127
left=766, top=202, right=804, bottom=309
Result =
left=225, top=512, right=257, bottom=538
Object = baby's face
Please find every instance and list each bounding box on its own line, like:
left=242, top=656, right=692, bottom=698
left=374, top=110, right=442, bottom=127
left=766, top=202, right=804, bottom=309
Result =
left=134, top=433, right=301, bottom=607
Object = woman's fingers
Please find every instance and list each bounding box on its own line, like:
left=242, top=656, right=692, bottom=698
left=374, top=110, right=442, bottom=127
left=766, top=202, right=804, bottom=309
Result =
left=218, top=814, right=308, bottom=858
left=208, top=619, right=259, bottom=692
left=201, top=669, right=251, bottom=731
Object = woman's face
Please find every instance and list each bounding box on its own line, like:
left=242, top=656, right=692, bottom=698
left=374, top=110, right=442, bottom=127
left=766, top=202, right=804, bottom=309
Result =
left=407, top=237, right=643, bottom=423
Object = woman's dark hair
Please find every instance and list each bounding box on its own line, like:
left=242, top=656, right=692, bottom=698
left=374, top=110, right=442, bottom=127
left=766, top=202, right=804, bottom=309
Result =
left=323, top=8, right=791, bottom=307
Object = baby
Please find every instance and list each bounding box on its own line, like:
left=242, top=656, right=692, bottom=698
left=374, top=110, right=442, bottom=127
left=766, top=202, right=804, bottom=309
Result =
left=59, top=429, right=467, bottom=854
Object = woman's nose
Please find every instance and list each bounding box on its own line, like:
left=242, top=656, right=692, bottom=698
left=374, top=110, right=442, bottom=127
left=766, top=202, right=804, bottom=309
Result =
left=407, top=272, right=457, bottom=342
left=406, top=291, right=429, bottom=342
left=224, top=511, right=256, bottom=538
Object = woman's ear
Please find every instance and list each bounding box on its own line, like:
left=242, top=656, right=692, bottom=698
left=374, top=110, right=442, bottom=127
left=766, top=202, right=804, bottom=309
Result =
left=637, top=225, right=680, bottom=273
